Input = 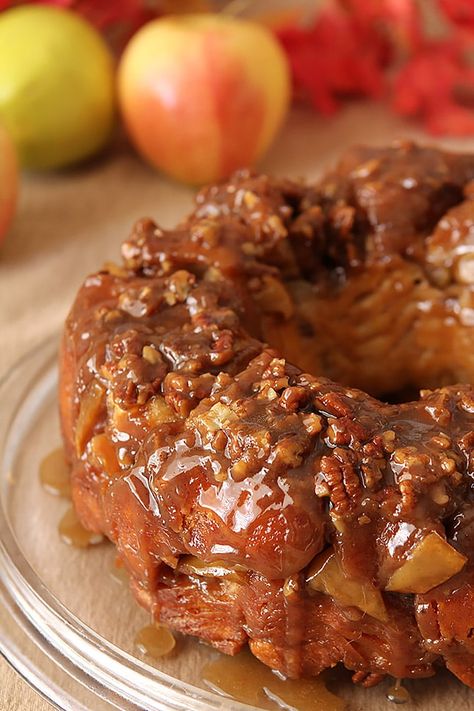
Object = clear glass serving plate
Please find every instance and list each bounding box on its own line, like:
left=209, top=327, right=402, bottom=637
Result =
left=0, top=337, right=471, bottom=711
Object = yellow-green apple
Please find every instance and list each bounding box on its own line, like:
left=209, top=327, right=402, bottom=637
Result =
left=0, top=123, right=18, bottom=244
left=0, top=6, right=115, bottom=170
left=118, top=14, right=290, bottom=184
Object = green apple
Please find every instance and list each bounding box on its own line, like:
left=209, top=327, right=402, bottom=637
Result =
left=0, top=6, right=115, bottom=170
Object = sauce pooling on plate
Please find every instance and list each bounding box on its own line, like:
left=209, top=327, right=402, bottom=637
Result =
left=386, top=679, right=411, bottom=705
left=39, top=447, right=71, bottom=498
left=202, top=650, right=344, bottom=710
left=135, top=624, right=176, bottom=658
left=58, top=506, right=103, bottom=548
left=40, top=448, right=102, bottom=547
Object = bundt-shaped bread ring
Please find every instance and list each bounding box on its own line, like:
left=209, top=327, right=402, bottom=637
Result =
left=60, top=141, right=474, bottom=687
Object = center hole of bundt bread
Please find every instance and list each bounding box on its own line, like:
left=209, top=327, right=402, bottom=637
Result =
left=258, top=264, right=469, bottom=404
left=379, top=386, right=423, bottom=405
left=247, top=143, right=474, bottom=403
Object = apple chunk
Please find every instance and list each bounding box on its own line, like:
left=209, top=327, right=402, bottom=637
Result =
left=306, top=549, right=388, bottom=622
left=386, top=532, right=467, bottom=594
left=177, top=555, right=246, bottom=583
left=74, top=379, right=105, bottom=456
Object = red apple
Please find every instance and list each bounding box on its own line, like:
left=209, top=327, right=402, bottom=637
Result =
left=0, top=123, right=18, bottom=244
left=118, top=14, right=290, bottom=184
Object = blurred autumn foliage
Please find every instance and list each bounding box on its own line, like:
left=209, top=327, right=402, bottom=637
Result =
left=277, top=0, right=474, bottom=135
left=1, top=0, right=473, bottom=135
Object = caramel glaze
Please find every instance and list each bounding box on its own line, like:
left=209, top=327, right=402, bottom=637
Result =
left=386, top=679, right=410, bottom=705
left=60, top=142, right=474, bottom=689
left=58, top=506, right=103, bottom=548
left=202, top=649, right=344, bottom=710
left=134, top=624, right=175, bottom=658
left=40, top=447, right=71, bottom=498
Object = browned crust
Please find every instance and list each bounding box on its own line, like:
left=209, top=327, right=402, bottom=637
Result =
left=60, top=142, right=474, bottom=685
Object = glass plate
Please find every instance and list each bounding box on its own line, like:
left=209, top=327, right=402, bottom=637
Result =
left=0, top=337, right=471, bottom=711
left=0, top=337, right=250, bottom=711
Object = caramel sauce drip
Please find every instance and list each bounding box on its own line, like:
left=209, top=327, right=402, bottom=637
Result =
left=202, top=650, right=344, bottom=711
left=110, top=557, right=129, bottom=585
left=40, top=447, right=71, bottom=498
left=58, top=507, right=103, bottom=548
left=135, top=624, right=176, bottom=658
left=386, top=679, right=411, bottom=705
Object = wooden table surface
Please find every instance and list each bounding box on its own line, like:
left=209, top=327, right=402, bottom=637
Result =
left=0, top=104, right=470, bottom=710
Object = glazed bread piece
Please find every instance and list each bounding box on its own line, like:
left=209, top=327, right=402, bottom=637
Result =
left=60, top=142, right=474, bottom=687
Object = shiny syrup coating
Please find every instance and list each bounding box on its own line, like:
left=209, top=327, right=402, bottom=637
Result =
left=60, top=142, right=474, bottom=687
